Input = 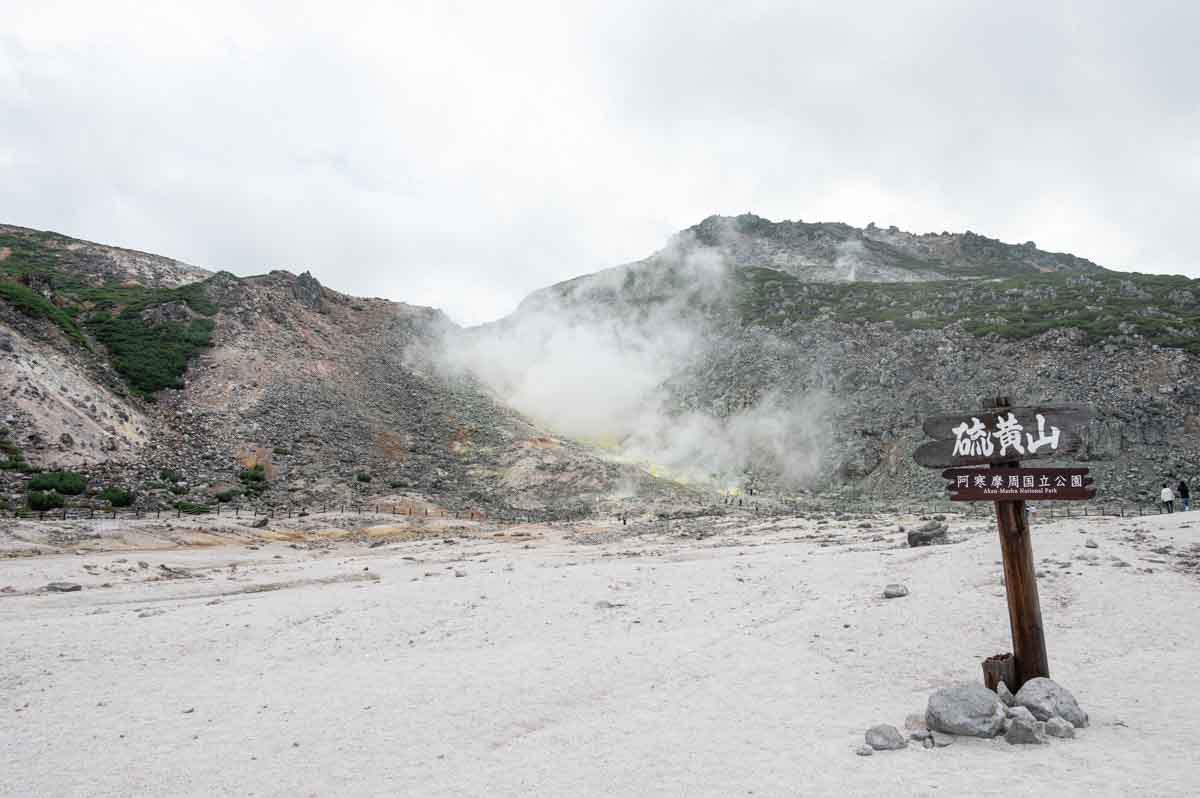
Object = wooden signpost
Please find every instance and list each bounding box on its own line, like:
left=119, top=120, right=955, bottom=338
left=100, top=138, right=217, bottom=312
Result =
left=913, top=397, right=1092, bottom=691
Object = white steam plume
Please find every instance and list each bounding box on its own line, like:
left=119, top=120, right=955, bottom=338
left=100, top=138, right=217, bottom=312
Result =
left=427, top=237, right=830, bottom=491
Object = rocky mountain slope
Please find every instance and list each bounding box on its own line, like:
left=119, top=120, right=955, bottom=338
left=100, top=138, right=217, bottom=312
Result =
left=4, top=216, right=1197, bottom=514
left=472, top=215, right=1200, bottom=504
left=0, top=225, right=683, bottom=519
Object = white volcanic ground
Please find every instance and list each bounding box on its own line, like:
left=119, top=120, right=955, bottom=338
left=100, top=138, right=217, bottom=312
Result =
left=2, top=509, right=1199, bottom=797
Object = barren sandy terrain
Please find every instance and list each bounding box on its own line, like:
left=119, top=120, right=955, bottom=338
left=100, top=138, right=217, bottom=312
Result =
left=3, top=510, right=1199, bottom=796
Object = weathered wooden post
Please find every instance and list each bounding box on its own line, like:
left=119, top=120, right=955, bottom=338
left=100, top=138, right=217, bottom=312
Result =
left=987, top=397, right=1049, bottom=686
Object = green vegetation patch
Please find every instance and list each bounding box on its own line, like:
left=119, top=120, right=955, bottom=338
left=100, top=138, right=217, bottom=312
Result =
left=87, top=312, right=215, bottom=394
left=28, top=491, right=65, bottom=511
left=0, top=230, right=225, bottom=395
left=0, top=282, right=87, bottom=345
left=100, top=487, right=135, bottom=507
left=732, top=267, right=1200, bottom=352
left=173, top=500, right=210, bottom=515
left=239, top=464, right=266, bottom=482
left=29, top=471, right=87, bottom=495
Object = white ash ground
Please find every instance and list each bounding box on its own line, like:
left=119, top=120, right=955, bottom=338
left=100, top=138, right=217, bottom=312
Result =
left=2, top=510, right=1199, bottom=796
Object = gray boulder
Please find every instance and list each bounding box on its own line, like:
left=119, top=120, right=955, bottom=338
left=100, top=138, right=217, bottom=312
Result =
left=1045, top=716, right=1076, bottom=738
left=1005, top=717, right=1047, bottom=745
left=908, top=521, right=949, bottom=547
left=865, top=724, right=907, bottom=751
left=1005, top=705, right=1036, bottom=723
left=1015, top=678, right=1088, bottom=727
left=926, top=683, right=1006, bottom=738
left=883, top=584, right=909, bottom=599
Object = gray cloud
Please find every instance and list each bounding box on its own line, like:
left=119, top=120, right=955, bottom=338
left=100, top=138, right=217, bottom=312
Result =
left=1, top=1, right=1196, bottom=324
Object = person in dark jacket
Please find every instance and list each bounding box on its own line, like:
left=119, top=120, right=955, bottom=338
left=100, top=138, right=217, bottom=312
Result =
left=1179, top=480, right=1191, bottom=512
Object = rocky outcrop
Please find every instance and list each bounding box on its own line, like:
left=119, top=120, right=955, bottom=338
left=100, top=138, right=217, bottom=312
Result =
left=291, top=270, right=324, bottom=312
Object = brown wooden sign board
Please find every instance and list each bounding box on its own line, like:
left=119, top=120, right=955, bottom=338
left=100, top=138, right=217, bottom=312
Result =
left=914, top=404, right=1089, bottom=469
left=943, top=467, right=1095, bottom=502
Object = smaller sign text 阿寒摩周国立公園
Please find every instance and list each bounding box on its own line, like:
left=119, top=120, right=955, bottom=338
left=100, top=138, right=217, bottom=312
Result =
left=941, top=467, right=1094, bottom=501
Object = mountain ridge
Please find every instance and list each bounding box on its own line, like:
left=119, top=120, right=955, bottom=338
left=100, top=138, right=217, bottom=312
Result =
left=2, top=216, right=1198, bottom=516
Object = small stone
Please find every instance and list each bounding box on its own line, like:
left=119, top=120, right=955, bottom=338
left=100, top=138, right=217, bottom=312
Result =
left=907, top=521, right=949, bottom=547
left=855, top=745, right=874, bottom=757
left=1015, top=678, right=1088, bottom=728
left=865, top=724, right=907, bottom=751
left=454, top=570, right=467, bottom=578
left=996, top=682, right=1016, bottom=707
left=1045, top=716, right=1076, bottom=738
left=929, top=731, right=954, bottom=747
left=44, top=582, right=82, bottom=592
left=1085, top=539, right=1098, bottom=549
left=922, top=737, right=934, bottom=749
left=909, top=729, right=931, bottom=741
left=883, top=584, right=909, bottom=599
left=1005, top=705, right=1036, bottom=723
left=1005, top=717, right=1047, bottom=745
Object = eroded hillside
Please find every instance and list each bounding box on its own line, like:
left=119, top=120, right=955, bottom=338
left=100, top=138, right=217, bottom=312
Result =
left=0, top=227, right=688, bottom=519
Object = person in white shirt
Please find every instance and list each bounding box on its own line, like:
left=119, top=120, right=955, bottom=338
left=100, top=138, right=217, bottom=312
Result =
left=1161, top=483, right=1175, bottom=513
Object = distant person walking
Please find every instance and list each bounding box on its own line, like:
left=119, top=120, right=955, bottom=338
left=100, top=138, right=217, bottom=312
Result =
left=1161, top=483, right=1175, bottom=514
left=1178, top=480, right=1191, bottom=512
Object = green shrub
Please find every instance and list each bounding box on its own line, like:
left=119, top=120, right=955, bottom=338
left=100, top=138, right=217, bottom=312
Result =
left=170, top=483, right=188, bottom=495
left=173, top=500, right=210, bottom=515
left=239, top=464, right=266, bottom=483
left=159, top=468, right=181, bottom=482
left=214, top=488, right=241, bottom=503
left=272, top=447, right=291, bottom=456
left=28, top=491, right=65, bottom=511
left=356, top=471, right=372, bottom=483
left=29, top=471, right=86, bottom=495
left=100, top=487, right=134, bottom=507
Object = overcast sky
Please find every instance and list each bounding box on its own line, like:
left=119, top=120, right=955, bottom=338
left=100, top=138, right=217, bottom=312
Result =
left=2, top=1, right=1197, bottom=324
